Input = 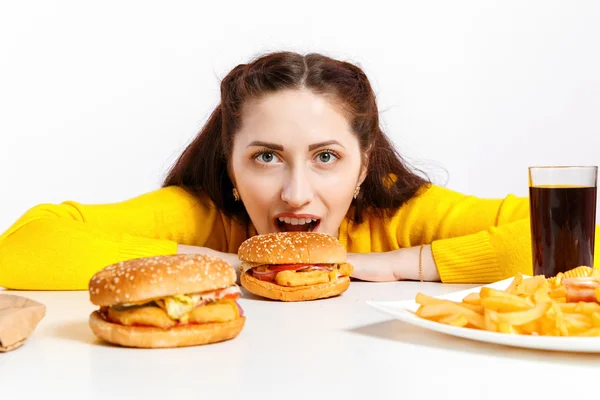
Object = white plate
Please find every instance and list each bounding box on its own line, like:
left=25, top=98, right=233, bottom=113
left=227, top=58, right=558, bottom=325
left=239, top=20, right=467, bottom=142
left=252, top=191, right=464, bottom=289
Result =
left=367, top=277, right=600, bottom=353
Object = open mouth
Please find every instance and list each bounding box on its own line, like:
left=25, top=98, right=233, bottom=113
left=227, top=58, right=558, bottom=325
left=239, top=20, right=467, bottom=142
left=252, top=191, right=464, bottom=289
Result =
left=275, top=217, right=320, bottom=232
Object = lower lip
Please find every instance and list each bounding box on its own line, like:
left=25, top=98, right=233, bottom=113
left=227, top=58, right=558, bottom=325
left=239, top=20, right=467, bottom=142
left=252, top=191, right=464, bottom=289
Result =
left=274, top=219, right=321, bottom=233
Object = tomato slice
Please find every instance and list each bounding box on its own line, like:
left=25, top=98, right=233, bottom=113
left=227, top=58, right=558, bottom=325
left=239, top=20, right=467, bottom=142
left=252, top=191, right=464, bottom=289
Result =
left=266, top=264, right=312, bottom=272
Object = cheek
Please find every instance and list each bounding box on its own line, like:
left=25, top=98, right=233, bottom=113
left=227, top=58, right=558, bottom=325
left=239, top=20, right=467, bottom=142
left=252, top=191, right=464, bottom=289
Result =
left=313, top=168, right=359, bottom=217
left=234, top=168, right=280, bottom=215
left=240, top=179, right=278, bottom=205
left=316, top=163, right=361, bottom=195
left=316, top=179, right=354, bottom=201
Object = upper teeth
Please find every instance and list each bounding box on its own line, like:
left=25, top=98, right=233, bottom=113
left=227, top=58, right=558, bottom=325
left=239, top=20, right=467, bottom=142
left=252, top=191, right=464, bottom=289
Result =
left=278, top=217, right=317, bottom=225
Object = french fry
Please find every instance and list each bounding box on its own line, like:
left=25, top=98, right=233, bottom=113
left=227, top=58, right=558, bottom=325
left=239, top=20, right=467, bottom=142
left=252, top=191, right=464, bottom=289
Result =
left=439, top=314, right=469, bottom=327
left=533, top=287, right=553, bottom=304
left=497, top=322, right=522, bottom=334
left=575, top=327, right=600, bottom=336
left=456, top=303, right=484, bottom=313
left=517, top=276, right=548, bottom=295
left=563, top=313, right=591, bottom=323
left=462, top=292, right=481, bottom=305
left=480, top=295, right=534, bottom=312
left=549, top=286, right=566, bottom=299
left=547, top=272, right=563, bottom=288
left=416, top=303, right=485, bottom=329
left=554, top=297, right=567, bottom=303
left=414, top=267, right=600, bottom=337
left=479, top=287, right=510, bottom=299
left=559, top=302, right=600, bottom=314
left=415, top=292, right=443, bottom=306
left=558, top=303, right=578, bottom=313
left=537, top=315, right=557, bottom=336
left=415, top=293, right=482, bottom=313
left=519, top=320, right=538, bottom=335
left=563, top=314, right=592, bottom=334
left=551, top=302, right=569, bottom=336
left=504, top=273, right=523, bottom=294
left=484, top=309, right=497, bottom=332
left=493, top=302, right=551, bottom=326
left=592, top=312, right=600, bottom=327
left=574, top=302, right=600, bottom=314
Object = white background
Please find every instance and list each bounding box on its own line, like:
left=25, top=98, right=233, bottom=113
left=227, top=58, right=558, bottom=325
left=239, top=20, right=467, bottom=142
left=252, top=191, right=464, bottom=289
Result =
left=1, top=0, right=599, bottom=231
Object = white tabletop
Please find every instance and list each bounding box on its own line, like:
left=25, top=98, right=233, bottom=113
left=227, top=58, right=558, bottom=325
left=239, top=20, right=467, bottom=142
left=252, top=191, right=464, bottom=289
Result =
left=2, top=281, right=600, bottom=400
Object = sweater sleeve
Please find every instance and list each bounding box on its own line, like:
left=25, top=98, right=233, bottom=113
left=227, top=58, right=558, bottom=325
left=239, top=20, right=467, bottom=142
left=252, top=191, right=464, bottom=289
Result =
left=398, top=185, right=600, bottom=283
left=0, top=186, right=228, bottom=290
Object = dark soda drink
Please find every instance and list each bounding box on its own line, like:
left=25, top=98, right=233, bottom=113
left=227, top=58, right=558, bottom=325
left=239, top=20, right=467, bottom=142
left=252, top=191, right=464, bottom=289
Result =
left=529, top=185, right=597, bottom=277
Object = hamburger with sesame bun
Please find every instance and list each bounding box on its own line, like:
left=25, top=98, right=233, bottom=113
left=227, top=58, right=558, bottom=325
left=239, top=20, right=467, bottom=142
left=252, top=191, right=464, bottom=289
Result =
left=88, top=254, right=245, bottom=348
left=238, top=232, right=353, bottom=302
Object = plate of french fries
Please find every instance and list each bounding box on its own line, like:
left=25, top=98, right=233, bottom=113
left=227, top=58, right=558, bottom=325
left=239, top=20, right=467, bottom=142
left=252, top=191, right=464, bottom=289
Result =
left=367, top=266, right=600, bottom=352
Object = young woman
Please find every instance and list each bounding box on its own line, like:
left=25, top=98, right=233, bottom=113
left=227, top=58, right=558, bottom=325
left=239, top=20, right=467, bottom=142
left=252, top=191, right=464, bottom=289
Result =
left=0, top=51, right=546, bottom=290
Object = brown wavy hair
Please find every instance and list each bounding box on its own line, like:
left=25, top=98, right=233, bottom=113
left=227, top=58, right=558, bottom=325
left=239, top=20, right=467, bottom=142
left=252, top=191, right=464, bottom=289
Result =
left=163, top=51, right=429, bottom=225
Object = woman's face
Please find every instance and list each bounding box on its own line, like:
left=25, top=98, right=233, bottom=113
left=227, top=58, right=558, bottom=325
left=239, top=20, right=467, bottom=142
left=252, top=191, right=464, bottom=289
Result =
left=230, top=89, right=366, bottom=237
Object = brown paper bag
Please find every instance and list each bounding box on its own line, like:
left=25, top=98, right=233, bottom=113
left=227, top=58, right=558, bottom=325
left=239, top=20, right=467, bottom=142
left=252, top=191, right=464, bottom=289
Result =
left=0, top=294, right=46, bottom=352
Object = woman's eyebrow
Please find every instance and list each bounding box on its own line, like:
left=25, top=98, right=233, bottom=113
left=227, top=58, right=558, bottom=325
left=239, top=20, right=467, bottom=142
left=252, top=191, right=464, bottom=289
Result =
left=246, top=141, right=284, bottom=151
left=246, top=140, right=344, bottom=151
left=308, top=140, right=344, bottom=151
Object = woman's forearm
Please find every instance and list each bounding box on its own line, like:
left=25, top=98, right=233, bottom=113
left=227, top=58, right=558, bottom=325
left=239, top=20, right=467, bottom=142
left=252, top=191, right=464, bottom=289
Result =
left=348, top=245, right=441, bottom=282
left=398, top=245, right=440, bottom=282
left=178, top=244, right=442, bottom=283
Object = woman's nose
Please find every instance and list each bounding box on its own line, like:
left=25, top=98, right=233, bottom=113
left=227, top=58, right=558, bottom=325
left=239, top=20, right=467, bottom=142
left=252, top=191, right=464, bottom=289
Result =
left=281, top=169, right=314, bottom=208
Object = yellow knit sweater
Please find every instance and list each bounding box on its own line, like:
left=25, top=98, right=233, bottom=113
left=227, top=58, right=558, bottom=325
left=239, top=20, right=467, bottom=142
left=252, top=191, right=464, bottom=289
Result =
left=0, top=184, right=597, bottom=290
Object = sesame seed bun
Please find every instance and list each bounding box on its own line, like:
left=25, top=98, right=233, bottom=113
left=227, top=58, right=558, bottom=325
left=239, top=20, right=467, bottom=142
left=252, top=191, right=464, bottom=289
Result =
left=238, top=232, right=346, bottom=265
left=89, top=311, right=245, bottom=349
left=238, top=232, right=351, bottom=301
left=240, top=272, right=350, bottom=302
left=89, top=254, right=236, bottom=306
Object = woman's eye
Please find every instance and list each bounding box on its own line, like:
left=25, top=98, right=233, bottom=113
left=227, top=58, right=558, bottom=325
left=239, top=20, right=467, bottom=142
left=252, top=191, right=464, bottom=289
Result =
left=316, top=151, right=337, bottom=164
left=255, top=152, right=278, bottom=163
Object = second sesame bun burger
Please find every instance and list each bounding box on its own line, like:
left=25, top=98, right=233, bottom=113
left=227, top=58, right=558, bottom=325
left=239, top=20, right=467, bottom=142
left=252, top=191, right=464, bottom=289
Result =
left=88, top=254, right=245, bottom=348
left=238, top=232, right=353, bottom=302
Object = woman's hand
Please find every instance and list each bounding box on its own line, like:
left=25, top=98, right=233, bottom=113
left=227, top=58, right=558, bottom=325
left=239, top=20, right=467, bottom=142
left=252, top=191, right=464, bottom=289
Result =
left=347, top=245, right=440, bottom=282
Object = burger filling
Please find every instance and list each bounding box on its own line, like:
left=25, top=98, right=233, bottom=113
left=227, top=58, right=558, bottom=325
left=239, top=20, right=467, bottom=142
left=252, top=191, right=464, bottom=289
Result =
left=242, top=262, right=353, bottom=287
left=99, top=285, right=243, bottom=329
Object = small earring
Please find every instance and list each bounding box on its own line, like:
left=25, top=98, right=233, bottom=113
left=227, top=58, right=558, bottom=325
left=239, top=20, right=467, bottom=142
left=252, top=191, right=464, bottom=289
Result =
left=232, top=188, right=240, bottom=201
left=353, top=186, right=360, bottom=199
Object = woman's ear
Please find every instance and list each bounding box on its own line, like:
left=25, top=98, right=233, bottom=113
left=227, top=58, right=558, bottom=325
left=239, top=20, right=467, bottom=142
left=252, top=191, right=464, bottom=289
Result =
left=227, top=159, right=237, bottom=188
left=358, top=164, right=368, bottom=187
left=358, top=150, right=370, bottom=186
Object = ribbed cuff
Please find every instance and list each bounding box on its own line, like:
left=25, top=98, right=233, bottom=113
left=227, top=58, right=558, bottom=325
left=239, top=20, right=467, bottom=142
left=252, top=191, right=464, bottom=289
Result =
left=431, top=231, right=503, bottom=284
left=118, top=234, right=178, bottom=261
